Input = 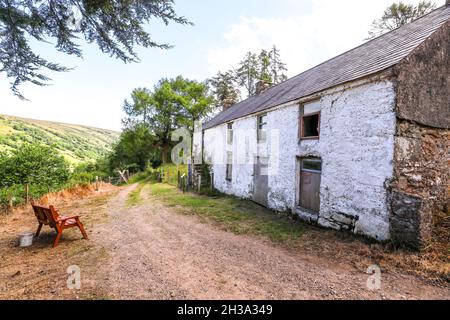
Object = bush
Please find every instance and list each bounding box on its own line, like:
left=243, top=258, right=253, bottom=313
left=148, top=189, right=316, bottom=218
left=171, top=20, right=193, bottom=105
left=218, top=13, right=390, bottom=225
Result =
left=0, top=144, right=71, bottom=207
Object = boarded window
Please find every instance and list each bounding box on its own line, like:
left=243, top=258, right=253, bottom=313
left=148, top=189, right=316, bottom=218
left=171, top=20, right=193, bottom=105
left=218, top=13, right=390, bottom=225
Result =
left=227, top=123, right=233, bottom=144
left=299, top=158, right=321, bottom=212
left=226, top=151, right=233, bottom=181
left=257, top=114, right=267, bottom=143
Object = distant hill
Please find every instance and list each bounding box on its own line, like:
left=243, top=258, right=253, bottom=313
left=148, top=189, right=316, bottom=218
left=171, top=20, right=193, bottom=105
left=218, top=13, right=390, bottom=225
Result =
left=0, top=114, right=120, bottom=165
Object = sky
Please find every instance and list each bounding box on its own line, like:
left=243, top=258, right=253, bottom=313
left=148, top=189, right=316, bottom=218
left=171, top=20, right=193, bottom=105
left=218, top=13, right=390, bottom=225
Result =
left=0, top=0, right=444, bottom=131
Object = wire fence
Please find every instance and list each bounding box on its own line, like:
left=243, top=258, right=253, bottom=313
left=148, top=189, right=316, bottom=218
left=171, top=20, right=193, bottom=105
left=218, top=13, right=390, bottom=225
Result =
left=0, top=175, right=126, bottom=214
left=150, top=164, right=216, bottom=194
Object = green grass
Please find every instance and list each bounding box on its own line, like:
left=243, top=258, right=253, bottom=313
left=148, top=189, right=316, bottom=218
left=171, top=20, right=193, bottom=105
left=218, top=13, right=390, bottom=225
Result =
left=0, top=114, right=119, bottom=165
left=148, top=164, right=188, bottom=186
left=126, top=183, right=146, bottom=207
left=149, top=183, right=306, bottom=243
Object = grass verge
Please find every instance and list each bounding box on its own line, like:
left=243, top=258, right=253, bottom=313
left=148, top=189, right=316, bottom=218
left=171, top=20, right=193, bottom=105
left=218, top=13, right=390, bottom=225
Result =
left=149, top=183, right=305, bottom=243
left=126, top=183, right=146, bottom=207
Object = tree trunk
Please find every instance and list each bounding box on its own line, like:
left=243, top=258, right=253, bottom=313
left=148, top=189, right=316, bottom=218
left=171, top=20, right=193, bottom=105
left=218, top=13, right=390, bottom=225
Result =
left=161, top=146, right=170, bottom=164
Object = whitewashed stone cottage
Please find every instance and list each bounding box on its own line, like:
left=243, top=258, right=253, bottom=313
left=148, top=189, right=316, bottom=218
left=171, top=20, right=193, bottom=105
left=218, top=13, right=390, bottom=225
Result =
left=193, top=5, right=450, bottom=248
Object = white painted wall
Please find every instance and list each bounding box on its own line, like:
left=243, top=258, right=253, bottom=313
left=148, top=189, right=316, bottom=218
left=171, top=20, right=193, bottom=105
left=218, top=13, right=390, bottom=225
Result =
left=197, top=117, right=257, bottom=199
left=195, top=80, right=396, bottom=241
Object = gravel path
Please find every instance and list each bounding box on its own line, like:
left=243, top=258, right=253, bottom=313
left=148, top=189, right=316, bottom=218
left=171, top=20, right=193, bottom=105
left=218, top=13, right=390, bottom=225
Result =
left=96, top=184, right=449, bottom=300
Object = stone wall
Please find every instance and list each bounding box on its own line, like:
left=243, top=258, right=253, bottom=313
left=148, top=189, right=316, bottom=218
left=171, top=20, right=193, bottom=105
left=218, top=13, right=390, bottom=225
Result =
left=390, top=121, right=449, bottom=248
left=394, top=20, right=450, bottom=129
left=390, top=21, right=450, bottom=248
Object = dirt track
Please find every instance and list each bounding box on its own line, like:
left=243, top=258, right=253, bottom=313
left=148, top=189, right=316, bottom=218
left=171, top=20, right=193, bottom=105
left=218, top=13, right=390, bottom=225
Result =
left=1, top=183, right=448, bottom=300
left=92, top=184, right=449, bottom=300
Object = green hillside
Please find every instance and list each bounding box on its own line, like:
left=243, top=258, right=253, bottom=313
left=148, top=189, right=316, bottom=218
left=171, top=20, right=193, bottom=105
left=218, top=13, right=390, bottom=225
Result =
left=0, top=114, right=120, bottom=165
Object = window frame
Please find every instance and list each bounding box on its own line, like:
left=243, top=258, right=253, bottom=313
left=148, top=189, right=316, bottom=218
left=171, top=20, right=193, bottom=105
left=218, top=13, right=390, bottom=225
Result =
left=257, top=114, right=268, bottom=143
left=226, top=151, right=233, bottom=181
left=300, top=111, right=321, bottom=140
left=301, top=158, right=322, bottom=173
left=227, top=122, right=233, bottom=145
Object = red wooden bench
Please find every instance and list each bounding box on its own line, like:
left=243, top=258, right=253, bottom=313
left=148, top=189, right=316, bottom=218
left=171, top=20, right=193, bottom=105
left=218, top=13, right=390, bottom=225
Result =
left=31, top=204, right=89, bottom=248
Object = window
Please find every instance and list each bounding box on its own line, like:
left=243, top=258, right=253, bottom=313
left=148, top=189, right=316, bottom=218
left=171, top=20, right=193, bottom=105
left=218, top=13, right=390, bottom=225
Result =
left=302, top=159, right=322, bottom=172
left=300, top=101, right=321, bottom=139
left=301, top=112, right=320, bottom=139
left=299, top=158, right=322, bottom=213
left=257, top=114, right=267, bottom=143
left=226, top=151, right=233, bottom=181
left=227, top=123, right=233, bottom=144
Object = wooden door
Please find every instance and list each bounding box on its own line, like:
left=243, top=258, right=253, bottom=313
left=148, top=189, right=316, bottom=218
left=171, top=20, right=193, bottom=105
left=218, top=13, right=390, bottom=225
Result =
left=299, top=159, right=321, bottom=213
left=253, top=157, right=269, bottom=206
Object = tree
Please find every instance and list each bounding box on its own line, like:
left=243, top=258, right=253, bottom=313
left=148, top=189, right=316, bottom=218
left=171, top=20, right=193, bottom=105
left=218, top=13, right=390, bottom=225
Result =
left=121, top=77, right=214, bottom=164
left=367, top=1, right=436, bottom=39
left=258, top=49, right=272, bottom=85
left=234, top=46, right=289, bottom=98
left=122, top=88, right=153, bottom=127
left=269, top=46, right=288, bottom=85
left=171, top=76, right=214, bottom=133
left=209, top=71, right=241, bottom=110
left=0, top=0, right=191, bottom=98
left=72, top=158, right=111, bottom=183
left=235, top=52, right=260, bottom=97
left=122, top=78, right=182, bottom=164
left=109, top=124, right=160, bottom=172
left=0, top=144, right=70, bottom=190
left=148, top=79, right=184, bottom=163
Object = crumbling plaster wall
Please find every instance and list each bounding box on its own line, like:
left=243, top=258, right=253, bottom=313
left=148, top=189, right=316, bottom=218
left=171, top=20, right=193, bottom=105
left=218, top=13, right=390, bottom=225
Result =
left=292, top=80, right=396, bottom=241
left=200, top=79, right=397, bottom=241
left=202, top=117, right=257, bottom=199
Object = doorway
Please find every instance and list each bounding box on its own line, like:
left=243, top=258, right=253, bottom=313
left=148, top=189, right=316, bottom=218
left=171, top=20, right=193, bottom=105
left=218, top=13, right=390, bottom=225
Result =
left=253, top=156, right=269, bottom=206
left=299, top=158, right=322, bottom=213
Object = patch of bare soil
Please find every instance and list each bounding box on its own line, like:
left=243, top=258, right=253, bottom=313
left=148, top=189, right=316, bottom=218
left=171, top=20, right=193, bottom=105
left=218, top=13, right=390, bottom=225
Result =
left=0, top=184, right=118, bottom=300
left=95, top=184, right=449, bottom=300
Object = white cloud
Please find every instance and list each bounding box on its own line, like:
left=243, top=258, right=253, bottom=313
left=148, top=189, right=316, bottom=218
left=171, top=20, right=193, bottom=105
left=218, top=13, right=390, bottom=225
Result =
left=206, top=0, right=444, bottom=77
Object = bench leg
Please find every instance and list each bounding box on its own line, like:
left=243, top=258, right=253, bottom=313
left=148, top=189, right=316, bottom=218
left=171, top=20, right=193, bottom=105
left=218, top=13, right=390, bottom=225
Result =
left=76, top=220, right=89, bottom=240
left=35, top=223, right=43, bottom=238
left=53, top=231, right=62, bottom=248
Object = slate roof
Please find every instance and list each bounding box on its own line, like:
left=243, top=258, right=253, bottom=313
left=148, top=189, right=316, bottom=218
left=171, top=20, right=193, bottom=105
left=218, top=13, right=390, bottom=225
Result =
left=204, top=5, right=450, bottom=130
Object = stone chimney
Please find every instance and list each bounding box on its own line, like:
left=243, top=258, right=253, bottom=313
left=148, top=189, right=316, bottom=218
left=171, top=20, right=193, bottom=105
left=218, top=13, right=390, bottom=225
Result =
left=222, top=99, right=235, bottom=112
left=255, top=80, right=271, bottom=95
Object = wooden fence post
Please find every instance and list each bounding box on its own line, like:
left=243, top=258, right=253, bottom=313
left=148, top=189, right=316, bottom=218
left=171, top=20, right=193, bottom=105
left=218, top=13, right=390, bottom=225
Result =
left=210, top=172, right=214, bottom=191
left=181, top=174, right=186, bottom=193
left=8, top=194, right=13, bottom=212
left=177, top=171, right=181, bottom=189
left=198, top=175, right=202, bottom=193
left=95, top=176, right=99, bottom=191
left=25, top=183, right=29, bottom=204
